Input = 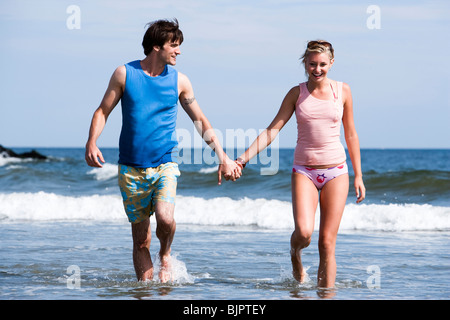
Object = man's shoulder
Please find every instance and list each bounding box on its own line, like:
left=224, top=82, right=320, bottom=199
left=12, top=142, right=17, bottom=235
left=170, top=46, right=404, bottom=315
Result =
left=126, top=60, right=140, bottom=66
left=113, top=61, right=139, bottom=82
left=122, top=60, right=141, bottom=72
left=177, top=71, right=192, bottom=91
left=111, top=65, right=127, bottom=86
left=177, top=70, right=190, bottom=82
left=166, top=64, right=179, bottom=75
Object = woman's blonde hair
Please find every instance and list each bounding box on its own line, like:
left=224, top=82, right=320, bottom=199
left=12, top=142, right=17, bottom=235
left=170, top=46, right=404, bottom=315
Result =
left=301, top=40, right=334, bottom=65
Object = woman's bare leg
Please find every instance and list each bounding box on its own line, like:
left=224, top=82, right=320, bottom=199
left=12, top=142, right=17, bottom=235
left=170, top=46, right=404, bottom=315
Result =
left=291, top=172, right=319, bottom=282
left=317, top=174, right=349, bottom=288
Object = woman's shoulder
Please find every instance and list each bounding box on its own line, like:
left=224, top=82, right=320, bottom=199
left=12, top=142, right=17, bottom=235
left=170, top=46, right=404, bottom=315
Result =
left=332, top=79, right=350, bottom=89
left=334, top=81, right=352, bottom=103
left=330, top=79, right=351, bottom=95
left=286, top=85, right=301, bottom=101
left=341, top=81, right=351, bottom=95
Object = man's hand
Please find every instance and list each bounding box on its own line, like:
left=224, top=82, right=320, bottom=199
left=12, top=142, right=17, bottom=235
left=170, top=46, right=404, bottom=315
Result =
left=217, top=156, right=242, bottom=185
left=85, top=143, right=105, bottom=168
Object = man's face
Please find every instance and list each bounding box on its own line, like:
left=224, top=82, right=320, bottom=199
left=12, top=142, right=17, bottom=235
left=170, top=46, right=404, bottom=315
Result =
left=157, top=40, right=181, bottom=66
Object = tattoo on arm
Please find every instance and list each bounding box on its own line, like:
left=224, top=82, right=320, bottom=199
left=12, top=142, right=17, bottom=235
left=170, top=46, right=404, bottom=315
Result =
left=182, top=97, right=196, bottom=107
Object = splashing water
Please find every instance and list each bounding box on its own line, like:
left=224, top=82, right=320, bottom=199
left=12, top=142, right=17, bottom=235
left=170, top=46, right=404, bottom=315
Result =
left=151, top=253, right=195, bottom=285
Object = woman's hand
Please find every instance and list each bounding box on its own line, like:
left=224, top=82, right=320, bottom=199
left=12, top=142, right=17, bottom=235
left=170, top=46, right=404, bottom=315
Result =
left=354, top=176, right=366, bottom=203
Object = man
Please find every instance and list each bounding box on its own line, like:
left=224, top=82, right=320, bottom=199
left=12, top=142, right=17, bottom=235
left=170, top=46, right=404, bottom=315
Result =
left=85, top=19, right=240, bottom=282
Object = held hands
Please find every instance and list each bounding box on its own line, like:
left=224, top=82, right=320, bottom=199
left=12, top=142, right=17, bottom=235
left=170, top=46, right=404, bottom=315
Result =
left=86, top=144, right=245, bottom=184
left=217, top=156, right=246, bottom=185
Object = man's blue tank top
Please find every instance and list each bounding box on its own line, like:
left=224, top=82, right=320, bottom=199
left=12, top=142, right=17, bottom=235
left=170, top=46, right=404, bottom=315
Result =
left=119, top=60, right=178, bottom=168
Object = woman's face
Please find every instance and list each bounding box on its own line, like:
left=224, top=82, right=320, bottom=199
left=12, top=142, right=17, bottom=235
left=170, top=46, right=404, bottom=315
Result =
left=305, top=52, right=334, bottom=82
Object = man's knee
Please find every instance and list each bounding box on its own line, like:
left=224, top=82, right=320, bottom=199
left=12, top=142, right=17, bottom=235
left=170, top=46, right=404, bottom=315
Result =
left=133, top=233, right=151, bottom=249
left=132, top=219, right=151, bottom=249
left=155, top=202, right=175, bottom=232
left=136, top=237, right=151, bottom=249
left=156, top=218, right=176, bottom=238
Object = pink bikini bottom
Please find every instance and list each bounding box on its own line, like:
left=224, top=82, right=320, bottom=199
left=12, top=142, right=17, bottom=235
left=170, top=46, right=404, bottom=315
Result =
left=292, top=162, right=348, bottom=190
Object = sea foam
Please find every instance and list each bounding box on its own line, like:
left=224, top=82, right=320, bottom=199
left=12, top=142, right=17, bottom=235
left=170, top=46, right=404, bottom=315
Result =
left=86, top=163, right=119, bottom=181
left=0, top=192, right=449, bottom=231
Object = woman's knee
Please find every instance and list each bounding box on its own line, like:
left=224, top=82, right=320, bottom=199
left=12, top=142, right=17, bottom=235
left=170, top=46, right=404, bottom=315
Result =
left=291, top=229, right=312, bottom=248
left=318, top=234, right=336, bottom=255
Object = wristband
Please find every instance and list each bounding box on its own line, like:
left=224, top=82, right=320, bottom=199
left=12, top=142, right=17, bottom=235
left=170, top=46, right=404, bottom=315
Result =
left=235, top=157, right=246, bottom=168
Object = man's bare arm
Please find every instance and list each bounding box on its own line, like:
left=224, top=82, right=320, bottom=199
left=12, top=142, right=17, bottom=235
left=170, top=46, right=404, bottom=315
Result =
left=85, top=66, right=125, bottom=167
left=178, top=72, right=241, bottom=184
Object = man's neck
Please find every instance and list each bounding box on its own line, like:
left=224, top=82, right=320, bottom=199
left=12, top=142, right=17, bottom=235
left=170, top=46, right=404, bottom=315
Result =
left=140, top=55, right=166, bottom=77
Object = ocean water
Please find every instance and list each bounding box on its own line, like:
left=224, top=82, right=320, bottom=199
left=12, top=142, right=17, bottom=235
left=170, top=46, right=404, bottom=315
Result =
left=0, top=148, right=449, bottom=300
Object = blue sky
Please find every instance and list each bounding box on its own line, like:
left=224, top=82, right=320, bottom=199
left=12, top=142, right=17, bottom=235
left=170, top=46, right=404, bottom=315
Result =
left=1, top=0, right=449, bottom=149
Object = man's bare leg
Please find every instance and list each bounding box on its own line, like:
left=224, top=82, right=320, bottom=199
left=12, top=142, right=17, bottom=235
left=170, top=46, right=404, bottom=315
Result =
left=131, top=218, right=153, bottom=281
left=155, top=202, right=176, bottom=283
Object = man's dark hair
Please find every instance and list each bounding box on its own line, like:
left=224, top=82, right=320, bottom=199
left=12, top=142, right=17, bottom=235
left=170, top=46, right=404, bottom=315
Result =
left=142, top=18, right=184, bottom=56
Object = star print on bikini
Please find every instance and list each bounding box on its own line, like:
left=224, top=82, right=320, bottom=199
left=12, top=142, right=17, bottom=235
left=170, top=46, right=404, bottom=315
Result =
left=316, top=173, right=327, bottom=183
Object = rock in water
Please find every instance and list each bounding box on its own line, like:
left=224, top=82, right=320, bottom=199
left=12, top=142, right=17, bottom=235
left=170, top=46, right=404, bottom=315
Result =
left=0, top=145, right=47, bottom=160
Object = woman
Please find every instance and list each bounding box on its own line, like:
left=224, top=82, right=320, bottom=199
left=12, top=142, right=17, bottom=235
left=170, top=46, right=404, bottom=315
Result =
left=235, top=40, right=365, bottom=288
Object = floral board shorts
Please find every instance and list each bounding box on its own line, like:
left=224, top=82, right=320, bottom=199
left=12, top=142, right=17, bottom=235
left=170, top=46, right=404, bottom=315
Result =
left=118, top=162, right=180, bottom=224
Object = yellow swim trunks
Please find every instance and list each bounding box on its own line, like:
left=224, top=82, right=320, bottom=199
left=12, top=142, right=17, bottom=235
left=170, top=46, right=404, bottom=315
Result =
left=118, top=162, right=180, bottom=224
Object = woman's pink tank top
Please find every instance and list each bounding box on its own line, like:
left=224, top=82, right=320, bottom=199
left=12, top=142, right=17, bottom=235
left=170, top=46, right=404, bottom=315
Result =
left=294, top=81, right=346, bottom=166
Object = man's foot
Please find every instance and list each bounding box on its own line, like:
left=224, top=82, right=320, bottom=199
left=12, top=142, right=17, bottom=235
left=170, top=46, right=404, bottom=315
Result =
left=140, top=267, right=154, bottom=282
left=290, top=247, right=307, bottom=283
left=159, top=254, right=172, bottom=283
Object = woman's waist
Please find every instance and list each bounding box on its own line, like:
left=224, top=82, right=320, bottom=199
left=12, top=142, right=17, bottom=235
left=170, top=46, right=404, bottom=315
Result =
left=294, top=161, right=346, bottom=169
left=294, top=143, right=346, bottom=168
